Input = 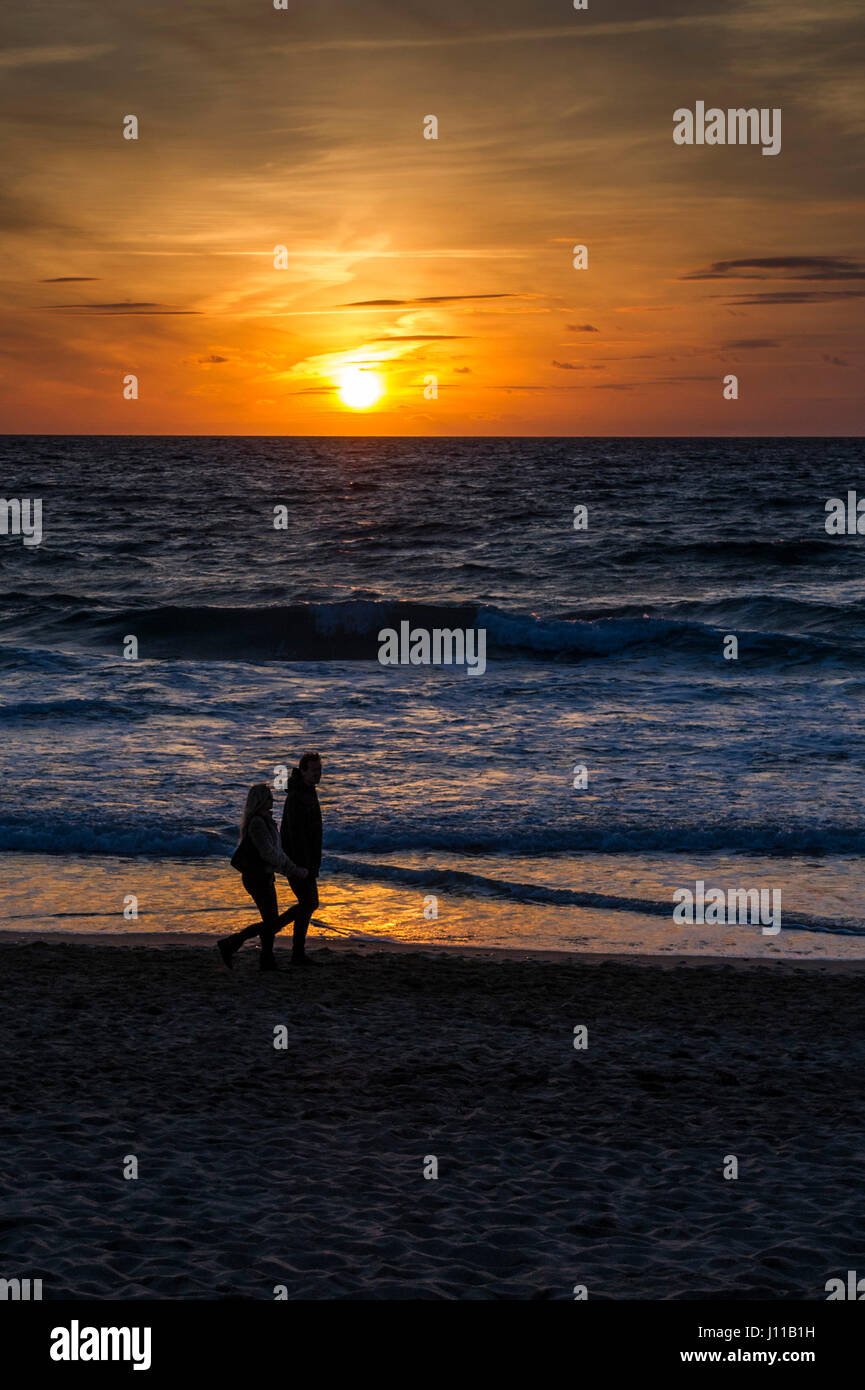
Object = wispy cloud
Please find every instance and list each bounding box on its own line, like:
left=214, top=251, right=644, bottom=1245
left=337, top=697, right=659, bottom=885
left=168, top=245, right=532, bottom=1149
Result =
left=683, top=256, right=865, bottom=282
left=373, top=333, right=468, bottom=341
left=721, top=337, right=780, bottom=348
left=44, top=302, right=198, bottom=314
left=275, top=16, right=725, bottom=56
left=726, top=290, right=865, bottom=305
left=0, top=44, right=112, bottom=69
left=340, top=294, right=518, bottom=307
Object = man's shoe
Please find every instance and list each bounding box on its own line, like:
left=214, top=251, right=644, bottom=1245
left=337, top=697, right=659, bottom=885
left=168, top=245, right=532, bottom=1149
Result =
left=259, top=960, right=280, bottom=973
left=291, top=955, right=321, bottom=968
left=216, top=940, right=234, bottom=970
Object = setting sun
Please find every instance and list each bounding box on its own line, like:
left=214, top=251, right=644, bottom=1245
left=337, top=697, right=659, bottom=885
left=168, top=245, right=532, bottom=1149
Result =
left=337, top=368, right=384, bottom=411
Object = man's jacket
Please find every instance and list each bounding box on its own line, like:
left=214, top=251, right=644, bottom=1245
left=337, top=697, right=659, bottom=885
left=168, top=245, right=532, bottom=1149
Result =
left=280, top=768, right=323, bottom=876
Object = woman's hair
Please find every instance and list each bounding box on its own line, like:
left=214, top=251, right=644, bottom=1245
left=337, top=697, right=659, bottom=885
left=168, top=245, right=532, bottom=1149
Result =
left=239, top=782, right=272, bottom=842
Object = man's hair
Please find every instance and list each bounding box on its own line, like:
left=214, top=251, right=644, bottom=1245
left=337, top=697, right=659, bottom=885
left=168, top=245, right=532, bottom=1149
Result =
left=299, top=751, right=322, bottom=772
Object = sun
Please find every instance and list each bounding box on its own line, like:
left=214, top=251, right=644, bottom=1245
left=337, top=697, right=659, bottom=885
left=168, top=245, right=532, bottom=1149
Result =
left=337, top=367, right=384, bottom=410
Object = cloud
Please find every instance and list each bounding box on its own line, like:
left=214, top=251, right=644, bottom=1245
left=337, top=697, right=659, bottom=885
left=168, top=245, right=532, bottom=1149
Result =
left=40, top=276, right=101, bottom=283
left=44, top=302, right=198, bottom=313
left=651, top=375, right=718, bottom=384
left=683, top=257, right=865, bottom=282
left=590, top=376, right=712, bottom=392
left=198, top=354, right=228, bottom=363
left=0, top=44, right=113, bottom=69
left=721, top=338, right=780, bottom=349
left=0, top=189, right=77, bottom=236
left=725, top=290, right=865, bottom=305
left=566, top=323, right=598, bottom=332
left=552, top=360, right=584, bottom=370
left=453, top=366, right=471, bottom=373
left=275, top=16, right=725, bottom=56
left=373, top=333, right=468, bottom=341
left=823, top=354, right=849, bottom=366
left=339, top=294, right=516, bottom=307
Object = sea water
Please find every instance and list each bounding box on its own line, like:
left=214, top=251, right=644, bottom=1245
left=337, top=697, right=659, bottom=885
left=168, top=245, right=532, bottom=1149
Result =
left=1, top=435, right=863, bottom=957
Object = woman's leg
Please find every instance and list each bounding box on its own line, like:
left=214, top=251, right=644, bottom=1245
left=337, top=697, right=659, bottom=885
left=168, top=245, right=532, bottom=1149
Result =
left=221, top=874, right=286, bottom=965
left=255, top=877, right=281, bottom=969
left=231, top=903, right=295, bottom=944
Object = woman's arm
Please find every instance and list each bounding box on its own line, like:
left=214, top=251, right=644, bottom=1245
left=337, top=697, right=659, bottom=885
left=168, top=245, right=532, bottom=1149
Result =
left=249, top=815, right=300, bottom=877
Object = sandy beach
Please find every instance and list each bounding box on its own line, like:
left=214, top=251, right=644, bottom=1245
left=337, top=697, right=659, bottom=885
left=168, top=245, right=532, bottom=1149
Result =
left=2, top=934, right=863, bottom=1300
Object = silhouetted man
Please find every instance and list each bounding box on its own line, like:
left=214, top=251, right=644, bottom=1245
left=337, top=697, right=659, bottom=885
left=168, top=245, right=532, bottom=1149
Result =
left=280, top=751, right=323, bottom=966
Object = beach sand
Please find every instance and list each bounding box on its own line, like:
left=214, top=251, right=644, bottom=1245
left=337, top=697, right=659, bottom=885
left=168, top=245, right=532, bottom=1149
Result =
left=2, top=934, right=864, bottom=1300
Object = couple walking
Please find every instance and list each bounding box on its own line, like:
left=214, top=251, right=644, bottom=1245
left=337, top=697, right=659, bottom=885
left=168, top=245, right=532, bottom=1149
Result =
left=217, top=751, right=323, bottom=972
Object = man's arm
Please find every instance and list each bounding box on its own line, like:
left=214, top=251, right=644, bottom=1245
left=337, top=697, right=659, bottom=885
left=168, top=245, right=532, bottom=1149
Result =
left=281, top=793, right=310, bottom=870
left=279, top=796, right=291, bottom=852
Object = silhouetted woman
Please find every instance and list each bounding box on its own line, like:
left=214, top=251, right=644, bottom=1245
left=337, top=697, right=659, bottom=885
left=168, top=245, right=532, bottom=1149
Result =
left=217, top=783, right=307, bottom=972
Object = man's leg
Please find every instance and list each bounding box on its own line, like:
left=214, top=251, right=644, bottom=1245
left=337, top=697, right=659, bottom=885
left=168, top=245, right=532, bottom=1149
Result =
left=289, top=876, right=318, bottom=962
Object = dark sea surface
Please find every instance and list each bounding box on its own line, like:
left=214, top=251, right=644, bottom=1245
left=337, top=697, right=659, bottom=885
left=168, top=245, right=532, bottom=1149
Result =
left=1, top=435, right=864, bottom=953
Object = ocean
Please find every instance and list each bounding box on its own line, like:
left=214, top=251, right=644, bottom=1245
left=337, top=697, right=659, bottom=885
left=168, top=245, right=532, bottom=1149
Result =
left=1, top=434, right=864, bottom=957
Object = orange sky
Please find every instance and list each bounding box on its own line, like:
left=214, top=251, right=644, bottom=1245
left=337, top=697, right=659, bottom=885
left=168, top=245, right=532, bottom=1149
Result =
left=1, top=0, right=863, bottom=435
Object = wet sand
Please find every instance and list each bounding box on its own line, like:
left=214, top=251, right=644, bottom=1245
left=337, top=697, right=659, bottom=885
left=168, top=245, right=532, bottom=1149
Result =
left=2, top=935, right=864, bottom=1299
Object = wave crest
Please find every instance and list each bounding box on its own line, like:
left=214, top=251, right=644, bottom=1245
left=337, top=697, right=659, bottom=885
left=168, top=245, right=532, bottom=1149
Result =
left=4, top=598, right=853, bottom=665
